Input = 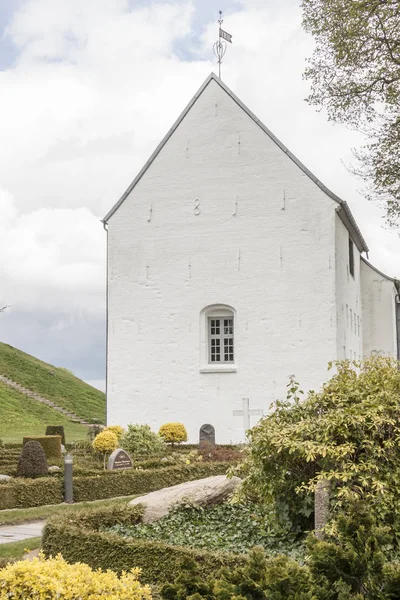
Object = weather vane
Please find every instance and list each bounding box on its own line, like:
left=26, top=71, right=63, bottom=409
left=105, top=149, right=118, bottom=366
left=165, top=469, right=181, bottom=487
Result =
left=213, top=10, right=232, bottom=79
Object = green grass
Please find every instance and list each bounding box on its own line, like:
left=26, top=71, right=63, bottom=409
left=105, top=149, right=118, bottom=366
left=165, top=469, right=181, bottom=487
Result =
left=0, top=382, right=89, bottom=444
left=0, top=342, right=105, bottom=424
left=0, top=495, right=140, bottom=526
left=0, top=537, right=41, bottom=562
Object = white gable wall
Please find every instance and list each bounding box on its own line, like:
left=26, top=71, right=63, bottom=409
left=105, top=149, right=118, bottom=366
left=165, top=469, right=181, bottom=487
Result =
left=107, top=78, right=339, bottom=443
left=335, top=215, right=363, bottom=360
left=361, top=260, right=398, bottom=357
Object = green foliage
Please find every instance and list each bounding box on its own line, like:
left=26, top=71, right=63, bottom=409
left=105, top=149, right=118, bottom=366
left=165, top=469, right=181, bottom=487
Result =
left=16, top=441, right=48, bottom=479
left=161, top=502, right=400, bottom=600
left=240, top=357, right=400, bottom=535
left=42, top=504, right=245, bottom=585
left=110, top=503, right=304, bottom=557
left=161, top=547, right=313, bottom=600
left=307, top=500, right=400, bottom=599
left=0, top=462, right=229, bottom=509
left=122, top=424, right=166, bottom=457
left=23, top=435, right=61, bottom=460
left=302, top=0, right=400, bottom=224
left=159, top=423, right=188, bottom=446
left=0, top=341, right=105, bottom=425
left=45, top=426, right=65, bottom=446
left=0, top=382, right=88, bottom=444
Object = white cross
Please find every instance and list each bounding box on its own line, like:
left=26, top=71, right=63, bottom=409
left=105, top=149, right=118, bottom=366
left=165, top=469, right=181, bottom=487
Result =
left=233, top=398, right=263, bottom=433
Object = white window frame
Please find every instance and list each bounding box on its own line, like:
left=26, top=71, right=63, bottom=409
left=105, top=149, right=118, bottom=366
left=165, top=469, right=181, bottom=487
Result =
left=199, top=305, right=237, bottom=373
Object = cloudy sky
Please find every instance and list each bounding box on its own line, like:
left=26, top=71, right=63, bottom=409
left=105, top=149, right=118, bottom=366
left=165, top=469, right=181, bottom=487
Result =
left=0, top=0, right=399, bottom=391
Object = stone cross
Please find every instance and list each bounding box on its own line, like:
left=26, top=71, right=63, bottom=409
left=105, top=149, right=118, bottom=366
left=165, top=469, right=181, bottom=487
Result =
left=233, top=398, right=263, bottom=433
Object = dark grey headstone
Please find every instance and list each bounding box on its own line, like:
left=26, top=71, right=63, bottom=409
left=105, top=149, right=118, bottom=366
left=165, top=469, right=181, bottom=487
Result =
left=107, top=448, right=133, bottom=471
left=199, top=424, right=215, bottom=447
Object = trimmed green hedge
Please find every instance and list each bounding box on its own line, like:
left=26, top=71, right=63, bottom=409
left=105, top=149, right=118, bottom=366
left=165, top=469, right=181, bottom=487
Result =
left=23, top=435, right=61, bottom=460
left=45, top=426, right=66, bottom=446
left=0, top=462, right=229, bottom=509
left=42, top=504, right=245, bottom=585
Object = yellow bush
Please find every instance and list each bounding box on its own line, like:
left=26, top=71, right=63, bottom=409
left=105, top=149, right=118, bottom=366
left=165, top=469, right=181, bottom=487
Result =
left=159, top=422, right=188, bottom=445
left=104, top=425, right=125, bottom=439
left=0, top=552, right=151, bottom=600
left=92, top=430, right=119, bottom=454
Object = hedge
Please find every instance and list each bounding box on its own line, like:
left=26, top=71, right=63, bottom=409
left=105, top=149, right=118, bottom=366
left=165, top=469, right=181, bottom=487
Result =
left=0, top=462, right=229, bottom=509
left=42, top=504, right=245, bottom=585
left=45, top=426, right=66, bottom=446
left=23, top=436, right=61, bottom=460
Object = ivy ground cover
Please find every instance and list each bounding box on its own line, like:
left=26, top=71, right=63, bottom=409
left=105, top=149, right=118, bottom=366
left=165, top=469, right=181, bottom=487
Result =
left=108, top=503, right=304, bottom=558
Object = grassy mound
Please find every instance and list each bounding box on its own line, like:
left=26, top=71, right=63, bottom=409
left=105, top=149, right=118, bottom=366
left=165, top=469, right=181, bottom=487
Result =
left=0, top=342, right=105, bottom=424
left=0, top=382, right=88, bottom=443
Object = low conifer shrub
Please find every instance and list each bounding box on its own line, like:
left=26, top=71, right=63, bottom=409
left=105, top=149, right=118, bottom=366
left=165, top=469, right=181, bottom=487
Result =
left=16, top=441, right=48, bottom=478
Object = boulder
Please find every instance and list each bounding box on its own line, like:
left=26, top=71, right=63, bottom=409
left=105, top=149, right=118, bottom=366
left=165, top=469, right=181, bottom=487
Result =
left=48, top=465, right=61, bottom=472
left=0, top=474, right=11, bottom=481
left=129, top=475, right=241, bottom=522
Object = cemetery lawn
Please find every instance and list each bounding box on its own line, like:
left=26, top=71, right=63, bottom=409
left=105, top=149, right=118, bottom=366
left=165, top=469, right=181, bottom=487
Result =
left=0, top=342, right=105, bottom=424
left=0, top=537, right=41, bottom=562
left=0, top=495, right=140, bottom=526
left=0, top=382, right=88, bottom=443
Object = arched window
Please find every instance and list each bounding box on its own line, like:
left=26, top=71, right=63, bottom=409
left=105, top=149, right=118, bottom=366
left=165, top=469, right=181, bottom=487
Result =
left=199, top=305, right=237, bottom=373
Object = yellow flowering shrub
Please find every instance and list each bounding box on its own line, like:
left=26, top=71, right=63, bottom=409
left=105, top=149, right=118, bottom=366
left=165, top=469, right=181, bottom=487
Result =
left=92, top=430, right=119, bottom=454
left=104, top=425, right=125, bottom=439
left=159, top=423, right=188, bottom=446
left=0, top=552, right=152, bottom=600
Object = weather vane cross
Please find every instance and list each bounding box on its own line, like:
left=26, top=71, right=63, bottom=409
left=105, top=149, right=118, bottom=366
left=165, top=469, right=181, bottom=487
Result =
left=213, top=10, right=232, bottom=79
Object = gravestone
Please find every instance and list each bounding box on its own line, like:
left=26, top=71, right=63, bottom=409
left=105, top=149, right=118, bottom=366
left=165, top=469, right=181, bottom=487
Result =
left=107, top=448, right=133, bottom=471
left=314, top=479, right=331, bottom=539
left=199, top=424, right=215, bottom=447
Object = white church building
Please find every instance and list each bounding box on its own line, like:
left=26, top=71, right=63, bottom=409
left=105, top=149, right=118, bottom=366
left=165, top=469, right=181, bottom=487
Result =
left=103, top=73, right=400, bottom=443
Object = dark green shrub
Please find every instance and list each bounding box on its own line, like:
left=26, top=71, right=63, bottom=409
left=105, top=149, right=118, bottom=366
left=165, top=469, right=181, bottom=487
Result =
left=17, top=441, right=48, bottom=478
left=161, top=548, right=313, bottom=600
left=45, top=426, right=66, bottom=446
left=121, top=424, right=166, bottom=457
left=23, top=436, right=61, bottom=460
left=307, top=500, right=398, bottom=599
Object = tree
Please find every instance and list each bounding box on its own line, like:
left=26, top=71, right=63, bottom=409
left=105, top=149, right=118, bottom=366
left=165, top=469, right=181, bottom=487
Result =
left=302, top=0, right=400, bottom=225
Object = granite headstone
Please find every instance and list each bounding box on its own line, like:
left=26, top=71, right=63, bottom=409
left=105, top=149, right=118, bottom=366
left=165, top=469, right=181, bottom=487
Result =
left=199, top=424, right=215, bottom=447
left=107, top=448, right=133, bottom=470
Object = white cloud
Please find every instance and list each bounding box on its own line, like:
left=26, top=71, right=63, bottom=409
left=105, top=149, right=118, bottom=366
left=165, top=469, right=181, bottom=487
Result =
left=0, top=187, right=104, bottom=314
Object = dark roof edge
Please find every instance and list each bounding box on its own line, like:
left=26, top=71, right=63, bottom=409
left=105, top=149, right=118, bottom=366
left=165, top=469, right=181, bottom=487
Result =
left=361, top=256, right=398, bottom=285
left=102, top=73, right=368, bottom=252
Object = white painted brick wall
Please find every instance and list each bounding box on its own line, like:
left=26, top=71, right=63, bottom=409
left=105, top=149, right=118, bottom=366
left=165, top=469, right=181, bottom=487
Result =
left=361, top=260, right=398, bottom=357
left=335, top=215, right=363, bottom=360
left=106, top=78, right=340, bottom=443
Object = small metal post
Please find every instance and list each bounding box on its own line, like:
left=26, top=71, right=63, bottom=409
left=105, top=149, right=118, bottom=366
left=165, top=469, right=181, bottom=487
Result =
left=64, top=453, right=73, bottom=504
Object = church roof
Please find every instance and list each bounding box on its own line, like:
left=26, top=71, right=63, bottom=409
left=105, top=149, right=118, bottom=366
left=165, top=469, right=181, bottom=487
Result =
left=102, top=73, right=369, bottom=253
